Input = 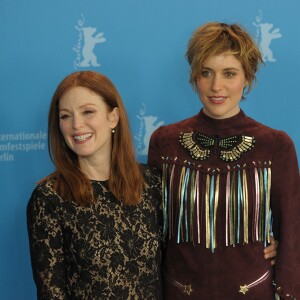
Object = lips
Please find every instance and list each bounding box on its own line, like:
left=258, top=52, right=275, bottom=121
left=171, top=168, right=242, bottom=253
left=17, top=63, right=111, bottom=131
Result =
left=73, top=133, right=93, bottom=142
left=209, top=96, right=227, bottom=104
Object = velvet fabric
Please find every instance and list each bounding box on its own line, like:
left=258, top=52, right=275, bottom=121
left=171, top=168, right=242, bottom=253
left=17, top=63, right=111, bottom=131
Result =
left=148, top=109, right=300, bottom=299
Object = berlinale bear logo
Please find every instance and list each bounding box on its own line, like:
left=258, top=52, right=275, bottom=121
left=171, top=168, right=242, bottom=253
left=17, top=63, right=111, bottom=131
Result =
left=135, top=104, right=164, bottom=156
left=73, top=14, right=106, bottom=69
left=253, top=11, right=282, bottom=62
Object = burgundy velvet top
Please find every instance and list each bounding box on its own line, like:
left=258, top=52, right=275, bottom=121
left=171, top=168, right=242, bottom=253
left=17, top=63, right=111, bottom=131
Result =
left=148, top=109, right=300, bottom=300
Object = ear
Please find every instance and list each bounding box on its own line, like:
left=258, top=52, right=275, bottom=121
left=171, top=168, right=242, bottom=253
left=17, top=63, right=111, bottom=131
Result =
left=108, top=107, right=119, bottom=129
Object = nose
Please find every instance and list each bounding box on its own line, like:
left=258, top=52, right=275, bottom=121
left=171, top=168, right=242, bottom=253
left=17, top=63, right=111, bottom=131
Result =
left=211, top=75, right=223, bottom=92
left=72, top=114, right=83, bottom=129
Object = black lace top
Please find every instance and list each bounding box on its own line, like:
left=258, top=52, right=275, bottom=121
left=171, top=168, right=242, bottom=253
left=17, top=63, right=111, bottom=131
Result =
left=27, top=165, right=163, bottom=300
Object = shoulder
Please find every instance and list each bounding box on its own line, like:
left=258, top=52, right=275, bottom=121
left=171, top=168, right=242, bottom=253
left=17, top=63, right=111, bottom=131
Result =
left=245, top=115, right=298, bottom=162
left=139, top=164, right=162, bottom=208
left=273, top=130, right=297, bottom=156
left=139, top=164, right=162, bottom=194
left=30, top=178, right=57, bottom=200
left=140, top=163, right=161, bottom=179
left=27, top=177, right=62, bottom=216
left=274, top=129, right=295, bottom=145
left=151, top=113, right=200, bottom=140
left=244, top=115, right=275, bottom=132
left=245, top=115, right=294, bottom=143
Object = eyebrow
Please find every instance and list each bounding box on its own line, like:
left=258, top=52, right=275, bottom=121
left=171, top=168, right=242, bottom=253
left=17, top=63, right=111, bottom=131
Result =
left=202, top=66, right=241, bottom=71
left=79, top=103, right=98, bottom=108
left=59, top=103, right=97, bottom=111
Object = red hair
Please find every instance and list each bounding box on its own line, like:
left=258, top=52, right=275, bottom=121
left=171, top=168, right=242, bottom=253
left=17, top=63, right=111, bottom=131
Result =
left=45, top=71, right=144, bottom=205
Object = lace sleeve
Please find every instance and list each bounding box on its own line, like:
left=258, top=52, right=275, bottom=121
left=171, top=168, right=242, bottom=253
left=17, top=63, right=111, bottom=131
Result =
left=27, top=184, right=67, bottom=300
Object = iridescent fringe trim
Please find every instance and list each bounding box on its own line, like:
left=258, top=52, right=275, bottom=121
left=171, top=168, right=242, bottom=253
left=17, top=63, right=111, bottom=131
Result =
left=161, top=158, right=272, bottom=252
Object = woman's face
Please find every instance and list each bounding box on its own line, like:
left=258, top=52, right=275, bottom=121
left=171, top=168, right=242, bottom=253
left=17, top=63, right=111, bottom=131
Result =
left=196, top=51, right=248, bottom=119
left=58, top=86, right=119, bottom=163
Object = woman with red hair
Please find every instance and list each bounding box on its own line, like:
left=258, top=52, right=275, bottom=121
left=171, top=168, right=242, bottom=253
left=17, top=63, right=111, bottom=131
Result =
left=27, top=71, right=163, bottom=299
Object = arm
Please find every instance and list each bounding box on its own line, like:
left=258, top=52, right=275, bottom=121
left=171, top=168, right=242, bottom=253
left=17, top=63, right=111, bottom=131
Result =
left=271, top=131, right=300, bottom=299
left=264, top=236, right=278, bottom=265
left=27, top=185, right=67, bottom=300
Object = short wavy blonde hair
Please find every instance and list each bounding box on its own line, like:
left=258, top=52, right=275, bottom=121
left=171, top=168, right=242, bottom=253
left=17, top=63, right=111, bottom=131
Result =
left=186, top=22, right=263, bottom=94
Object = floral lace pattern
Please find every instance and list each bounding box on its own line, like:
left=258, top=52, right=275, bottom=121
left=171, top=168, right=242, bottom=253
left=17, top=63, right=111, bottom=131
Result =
left=27, top=166, right=163, bottom=299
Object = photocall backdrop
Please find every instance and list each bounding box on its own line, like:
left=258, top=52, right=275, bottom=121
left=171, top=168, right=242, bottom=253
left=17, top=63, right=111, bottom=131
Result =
left=1, top=0, right=299, bottom=298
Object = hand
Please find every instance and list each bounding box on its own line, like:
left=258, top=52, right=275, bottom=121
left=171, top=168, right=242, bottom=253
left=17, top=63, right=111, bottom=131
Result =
left=263, top=236, right=278, bottom=265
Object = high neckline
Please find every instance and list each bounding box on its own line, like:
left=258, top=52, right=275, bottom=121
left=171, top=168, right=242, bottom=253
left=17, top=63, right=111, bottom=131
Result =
left=91, top=179, right=108, bottom=184
left=197, top=108, right=246, bottom=129
left=91, top=179, right=109, bottom=193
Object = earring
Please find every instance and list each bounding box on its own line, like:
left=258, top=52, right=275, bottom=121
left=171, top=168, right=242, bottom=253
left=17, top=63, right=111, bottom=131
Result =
left=112, top=128, right=115, bottom=133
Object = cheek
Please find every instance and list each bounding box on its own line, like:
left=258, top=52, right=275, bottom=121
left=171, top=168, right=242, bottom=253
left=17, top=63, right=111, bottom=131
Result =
left=232, top=81, right=246, bottom=95
left=92, top=114, right=112, bottom=129
left=59, top=122, right=70, bottom=139
left=59, top=121, right=65, bottom=134
left=196, top=81, right=207, bottom=95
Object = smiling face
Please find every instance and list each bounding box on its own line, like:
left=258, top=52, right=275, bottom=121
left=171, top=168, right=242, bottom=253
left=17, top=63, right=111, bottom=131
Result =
left=58, top=86, right=119, bottom=163
left=196, top=51, right=248, bottom=119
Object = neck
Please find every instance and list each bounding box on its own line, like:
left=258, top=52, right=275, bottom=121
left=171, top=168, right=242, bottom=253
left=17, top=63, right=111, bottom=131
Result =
left=79, top=156, right=111, bottom=181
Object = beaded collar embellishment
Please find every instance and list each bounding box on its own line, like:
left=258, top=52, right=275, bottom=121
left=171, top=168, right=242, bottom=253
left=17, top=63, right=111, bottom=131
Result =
left=179, top=132, right=255, bottom=161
